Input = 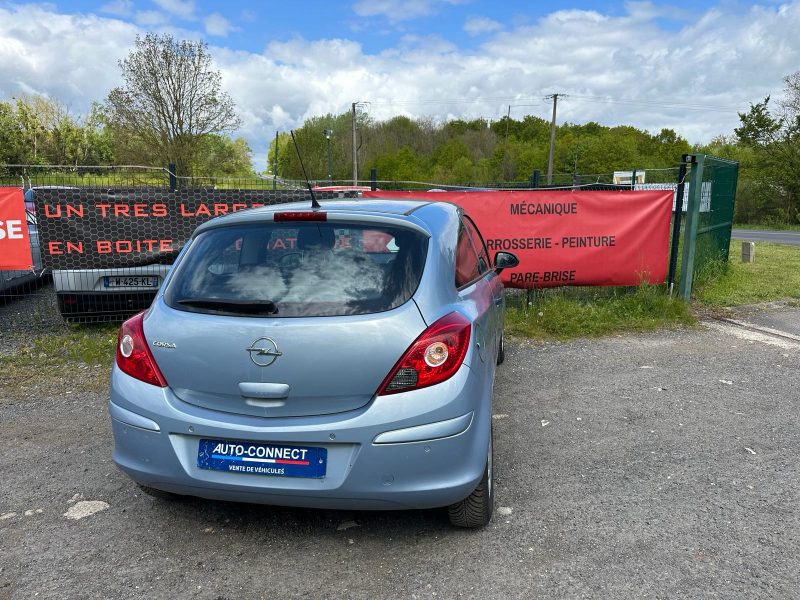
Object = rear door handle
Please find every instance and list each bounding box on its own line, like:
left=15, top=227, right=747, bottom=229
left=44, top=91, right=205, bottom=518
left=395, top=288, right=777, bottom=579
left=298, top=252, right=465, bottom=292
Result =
left=238, top=382, right=290, bottom=399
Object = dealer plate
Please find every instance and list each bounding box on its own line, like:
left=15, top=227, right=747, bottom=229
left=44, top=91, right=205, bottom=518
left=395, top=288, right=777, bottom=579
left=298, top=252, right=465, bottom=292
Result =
left=197, top=439, right=327, bottom=479
left=103, top=276, right=160, bottom=288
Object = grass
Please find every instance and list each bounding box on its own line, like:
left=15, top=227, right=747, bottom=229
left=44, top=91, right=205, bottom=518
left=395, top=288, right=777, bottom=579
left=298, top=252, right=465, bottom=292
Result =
left=0, top=323, right=118, bottom=395
left=10, top=242, right=791, bottom=390
left=504, top=283, right=695, bottom=340
left=1, top=285, right=694, bottom=395
left=694, top=242, right=800, bottom=307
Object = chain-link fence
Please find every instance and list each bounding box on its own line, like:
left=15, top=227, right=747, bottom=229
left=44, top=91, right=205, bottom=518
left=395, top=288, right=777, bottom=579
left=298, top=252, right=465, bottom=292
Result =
left=678, top=155, right=740, bottom=299
left=0, top=164, right=172, bottom=189
left=1, top=162, right=730, bottom=332
left=0, top=163, right=684, bottom=191
left=0, top=168, right=361, bottom=329
left=351, top=166, right=682, bottom=192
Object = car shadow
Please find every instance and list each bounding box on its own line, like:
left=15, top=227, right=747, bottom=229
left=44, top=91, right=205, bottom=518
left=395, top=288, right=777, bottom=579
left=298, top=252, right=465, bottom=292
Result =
left=143, top=491, right=462, bottom=538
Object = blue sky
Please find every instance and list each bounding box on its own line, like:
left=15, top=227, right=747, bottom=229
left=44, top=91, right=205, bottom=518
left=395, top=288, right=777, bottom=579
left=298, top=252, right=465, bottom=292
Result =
left=60, top=0, right=704, bottom=53
left=1, top=0, right=799, bottom=170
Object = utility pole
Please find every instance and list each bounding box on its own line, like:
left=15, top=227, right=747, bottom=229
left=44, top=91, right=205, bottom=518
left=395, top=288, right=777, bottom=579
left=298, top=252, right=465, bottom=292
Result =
left=545, top=93, right=561, bottom=185
left=273, top=130, right=278, bottom=191
left=504, top=105, right=511, bottom=140
left=324, top=129, right=333, bottom=184
left=351, top=102, right=358, bottom=186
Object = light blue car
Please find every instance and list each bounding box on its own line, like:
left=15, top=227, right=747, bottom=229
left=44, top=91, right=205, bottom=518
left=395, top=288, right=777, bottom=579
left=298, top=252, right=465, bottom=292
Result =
left=109, top=199, right=518, bottom=527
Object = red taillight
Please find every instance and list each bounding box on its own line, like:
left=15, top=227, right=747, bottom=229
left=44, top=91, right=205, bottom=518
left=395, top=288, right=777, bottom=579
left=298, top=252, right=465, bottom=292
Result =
left=115, top=312, right=167, bottom=387
left=377, top=312, right=471, bottom=396
left=274, top=211, right=327, bottom=222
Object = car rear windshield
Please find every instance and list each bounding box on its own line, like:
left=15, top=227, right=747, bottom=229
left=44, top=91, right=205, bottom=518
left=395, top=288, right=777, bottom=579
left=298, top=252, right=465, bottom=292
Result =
left=164, top=221, right=428, bottom=317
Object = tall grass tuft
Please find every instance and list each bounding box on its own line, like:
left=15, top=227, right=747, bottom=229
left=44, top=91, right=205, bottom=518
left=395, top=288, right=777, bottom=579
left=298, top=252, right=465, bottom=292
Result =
left=504, top=283, right=695, bottom=340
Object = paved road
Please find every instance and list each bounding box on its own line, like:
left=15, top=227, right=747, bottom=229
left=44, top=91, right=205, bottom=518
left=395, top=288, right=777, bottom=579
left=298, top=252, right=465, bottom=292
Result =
left=721, top=301, right=800, bottom=339
left=746, top=308, right=800, bottom=337
left=2, top=316, right=800, bottom=599
left=732, top=228, right=800, bottom=246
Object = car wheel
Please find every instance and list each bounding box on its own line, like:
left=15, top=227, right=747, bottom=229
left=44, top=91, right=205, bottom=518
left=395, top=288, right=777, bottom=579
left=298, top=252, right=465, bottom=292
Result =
left=496, top=334, right=505, bottom=365
left=448, top=424, right=494, bottom=528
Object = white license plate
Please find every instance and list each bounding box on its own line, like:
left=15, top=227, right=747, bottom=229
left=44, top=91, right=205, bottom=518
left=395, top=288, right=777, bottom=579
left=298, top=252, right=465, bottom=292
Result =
left=103, top=276, right=160, bottom=288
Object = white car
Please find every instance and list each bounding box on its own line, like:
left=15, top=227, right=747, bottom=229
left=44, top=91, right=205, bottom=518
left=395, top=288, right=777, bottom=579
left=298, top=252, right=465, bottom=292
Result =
left=55, top=264, right=172, bottom=322
left=24, top=187, right=172, bottom=322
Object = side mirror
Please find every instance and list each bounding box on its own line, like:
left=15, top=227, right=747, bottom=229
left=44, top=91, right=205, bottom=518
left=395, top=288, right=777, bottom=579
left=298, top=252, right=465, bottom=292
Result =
left=494, top=251, right=519, bottom=274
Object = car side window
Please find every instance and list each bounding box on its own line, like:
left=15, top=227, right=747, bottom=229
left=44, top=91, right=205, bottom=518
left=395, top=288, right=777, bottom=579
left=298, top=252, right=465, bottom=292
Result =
left=462, top=216, right=491, bottom=275
left=455, top=221, right=481, bottom=288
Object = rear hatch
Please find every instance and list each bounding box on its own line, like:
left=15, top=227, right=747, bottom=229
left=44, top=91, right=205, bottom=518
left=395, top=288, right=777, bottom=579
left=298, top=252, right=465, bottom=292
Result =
left=146, top=217, right=429, bottom=418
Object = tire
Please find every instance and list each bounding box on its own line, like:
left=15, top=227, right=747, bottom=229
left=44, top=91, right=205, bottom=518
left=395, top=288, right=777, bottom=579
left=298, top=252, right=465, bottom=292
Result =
left=448, top=425, right=494, bottom=528
left=496, top=334, right=505, bottom=365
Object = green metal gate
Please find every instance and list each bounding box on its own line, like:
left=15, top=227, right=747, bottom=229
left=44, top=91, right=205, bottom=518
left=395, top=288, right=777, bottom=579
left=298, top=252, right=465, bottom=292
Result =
left=678, top=154, right=740, bottom=300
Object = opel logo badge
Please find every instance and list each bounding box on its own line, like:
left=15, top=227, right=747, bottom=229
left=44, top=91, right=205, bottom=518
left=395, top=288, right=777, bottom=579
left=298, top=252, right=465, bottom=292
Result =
left=246, top=337, right=283, bottom=367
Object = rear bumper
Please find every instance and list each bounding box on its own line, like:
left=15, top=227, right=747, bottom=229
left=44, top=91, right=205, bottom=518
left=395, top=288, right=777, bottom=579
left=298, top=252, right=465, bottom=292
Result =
left=109, top=362, right=492, bottom=510
left=57, top=290, right=156, bottom=318
left=53, top=266, right=171, bottom=319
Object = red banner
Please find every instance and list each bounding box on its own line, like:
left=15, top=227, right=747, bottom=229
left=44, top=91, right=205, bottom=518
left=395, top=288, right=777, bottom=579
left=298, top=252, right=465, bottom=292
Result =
left=363, top=190, right=673, bottom=288
left=0, top=187, right=33, bottom=270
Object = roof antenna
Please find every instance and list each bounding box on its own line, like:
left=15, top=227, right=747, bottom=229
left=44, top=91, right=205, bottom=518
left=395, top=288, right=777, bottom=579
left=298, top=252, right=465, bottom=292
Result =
left=290, top=130, right=321, bottom=209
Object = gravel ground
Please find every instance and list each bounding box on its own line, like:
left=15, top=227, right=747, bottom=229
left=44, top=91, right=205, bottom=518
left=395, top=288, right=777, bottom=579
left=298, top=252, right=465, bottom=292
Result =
left=1, top=314, right=799, bottom=599
left=0, top=281, right=67, bottom=356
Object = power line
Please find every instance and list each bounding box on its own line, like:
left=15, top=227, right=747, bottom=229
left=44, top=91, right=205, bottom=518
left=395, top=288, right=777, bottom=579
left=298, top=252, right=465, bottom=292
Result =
left=362, top=94, right=741, bottom=113
left=555, top=94, right=740, bottom=113
left=365, top=96, right=546, bottom=107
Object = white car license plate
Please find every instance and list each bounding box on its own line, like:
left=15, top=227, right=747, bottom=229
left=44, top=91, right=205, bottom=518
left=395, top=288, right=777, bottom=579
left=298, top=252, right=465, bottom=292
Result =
left=103, top=276, right=160, bottom=288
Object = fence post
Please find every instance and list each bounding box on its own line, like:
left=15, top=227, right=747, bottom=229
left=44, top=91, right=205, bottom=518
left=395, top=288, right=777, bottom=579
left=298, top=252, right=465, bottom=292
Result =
left=631, top=169, right=637, bottom=190
left=370, top=168, right=377, bottom=191
left=721, top=162, right=740, bottom=262
left=678, top=154, right=705, bottom=301
left=168, top=163, right=177, bottom=192
left=667, top=156, right=688, bottom=295
left=530, top=170, right=540, bottom=188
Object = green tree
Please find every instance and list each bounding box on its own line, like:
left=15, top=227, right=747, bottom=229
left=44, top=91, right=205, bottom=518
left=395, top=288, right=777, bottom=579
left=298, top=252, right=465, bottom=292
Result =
left=1, top=95, right=115, bottom=166
left=432, top=139, right=471, bottom=171
left=273, top=113, right=354, bottom=181
left=104, top=33, right=241, bottom=176
left=735, top=72, right=800, bottom=223
left=0, top=101, right=25, bottom=165
left=14, top=95, right=57, bottom=164
left=273, top=107, right=701, bottom=187
left=194, top=135, right=253, bottom=177
left=375, top=146, right=424, bottom=181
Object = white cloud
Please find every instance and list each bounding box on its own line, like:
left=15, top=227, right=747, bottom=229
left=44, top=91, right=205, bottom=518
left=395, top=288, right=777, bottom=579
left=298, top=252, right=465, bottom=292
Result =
left=220, top=2, right=800, bottom=169
left=624, top=1, right=689, bottom=22
left=352, top=0, right=465, bottom=23
left=136, top=10, right=167, bottom=26
left=152, top=0, right=195, bottom=19
left=204, top=13, right=235, bottom=37
left=463, top=16, right=503, bottom=36
left=0, top=5, right=135, bottom=104
left=1, top=1, right=800, bottom=173
left=101, top=0, right=133, bottom=17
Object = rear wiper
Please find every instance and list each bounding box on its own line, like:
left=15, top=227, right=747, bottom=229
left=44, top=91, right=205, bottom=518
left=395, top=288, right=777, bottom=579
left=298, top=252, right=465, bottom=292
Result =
left=177, top=298, right=278, bottom=315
